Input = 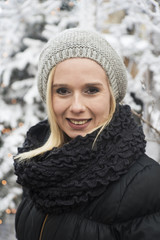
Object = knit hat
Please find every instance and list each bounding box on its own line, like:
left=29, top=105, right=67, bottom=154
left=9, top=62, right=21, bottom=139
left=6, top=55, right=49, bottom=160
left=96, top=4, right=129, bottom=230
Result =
left=37, top=28, right=127, bottom=103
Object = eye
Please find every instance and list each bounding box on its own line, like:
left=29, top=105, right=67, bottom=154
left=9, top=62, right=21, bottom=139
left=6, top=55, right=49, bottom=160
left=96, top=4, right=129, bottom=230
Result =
left=85, top=87, right=99, bottom=94
left=56, top=88, right=70, bottom=95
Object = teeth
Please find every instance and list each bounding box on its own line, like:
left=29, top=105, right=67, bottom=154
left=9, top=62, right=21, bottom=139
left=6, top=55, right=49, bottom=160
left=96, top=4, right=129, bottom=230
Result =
left=70, top=120, right=88, bottom=125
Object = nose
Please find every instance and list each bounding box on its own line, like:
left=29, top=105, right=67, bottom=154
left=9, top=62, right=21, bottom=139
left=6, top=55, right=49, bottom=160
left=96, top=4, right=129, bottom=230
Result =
left=69, top=93, right=86, bottom=113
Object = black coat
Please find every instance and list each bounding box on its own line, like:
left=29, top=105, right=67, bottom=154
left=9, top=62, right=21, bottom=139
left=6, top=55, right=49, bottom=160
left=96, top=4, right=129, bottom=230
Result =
left=14, top=106, right=160, bottom=240
left=15, top=154, right=160, bottom=240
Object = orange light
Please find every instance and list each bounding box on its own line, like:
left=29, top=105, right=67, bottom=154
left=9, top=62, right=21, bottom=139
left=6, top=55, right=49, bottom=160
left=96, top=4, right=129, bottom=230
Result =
left=2, top=180, right=7, bottom=185
left=0, top=219, right=2, bottom=224
left=6, top=209, right=11, bottom=214
left=8, top=153, right=12, bottom=158
left=1, top=83, right=5, bottom=88
left=51, top=10, right=55, bottom=15
left=68, top=2, right=74, bottom=7
left=1, top=128, right=11, bottom=134
left=18, top=122, right=24, bottom=127
left=11, top=99, right=17, bottom=104
left=11, top=209, right=17, bottom=214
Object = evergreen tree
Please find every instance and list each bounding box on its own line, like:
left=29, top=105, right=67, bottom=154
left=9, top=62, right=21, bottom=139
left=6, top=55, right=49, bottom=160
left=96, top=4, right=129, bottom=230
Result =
left=0, top=0, right=77, bottom=224
left=95, top=0, right=160, bottom=159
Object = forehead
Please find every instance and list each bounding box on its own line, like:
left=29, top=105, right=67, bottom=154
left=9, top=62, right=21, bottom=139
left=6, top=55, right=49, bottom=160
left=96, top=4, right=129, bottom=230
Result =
left=55, top=58, right=105, bottom=71
left=53, top=58, right=108, bottom=84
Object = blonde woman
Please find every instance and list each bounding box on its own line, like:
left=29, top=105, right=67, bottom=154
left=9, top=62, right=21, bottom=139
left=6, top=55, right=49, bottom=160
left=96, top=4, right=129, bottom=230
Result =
left=14, top=29, right=160, bottom=240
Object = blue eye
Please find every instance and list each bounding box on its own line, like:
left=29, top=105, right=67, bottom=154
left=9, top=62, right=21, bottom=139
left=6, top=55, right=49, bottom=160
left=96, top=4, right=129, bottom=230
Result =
left=56, top=88, right=70, bottom=95
left=85, top=87, right=99, bottom=94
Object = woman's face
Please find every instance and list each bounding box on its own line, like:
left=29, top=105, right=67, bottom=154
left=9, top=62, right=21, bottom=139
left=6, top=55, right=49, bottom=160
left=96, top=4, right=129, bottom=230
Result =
left=52, top=58, right=111, bottom=138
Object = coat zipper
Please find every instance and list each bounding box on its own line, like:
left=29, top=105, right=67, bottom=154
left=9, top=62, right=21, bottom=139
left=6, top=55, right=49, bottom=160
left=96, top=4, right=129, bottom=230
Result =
left=39, top=214, right=48, bottom=240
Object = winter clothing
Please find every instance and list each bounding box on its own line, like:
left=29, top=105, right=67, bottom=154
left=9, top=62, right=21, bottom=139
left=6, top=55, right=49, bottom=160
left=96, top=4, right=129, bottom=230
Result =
left=37, top=28, right=127, bottom=103
left=14, top=105, right=160, bottom=240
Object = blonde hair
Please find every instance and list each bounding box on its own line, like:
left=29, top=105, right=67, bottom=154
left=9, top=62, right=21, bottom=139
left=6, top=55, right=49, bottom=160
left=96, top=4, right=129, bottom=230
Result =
left=15, top=67, right=116, bottom=161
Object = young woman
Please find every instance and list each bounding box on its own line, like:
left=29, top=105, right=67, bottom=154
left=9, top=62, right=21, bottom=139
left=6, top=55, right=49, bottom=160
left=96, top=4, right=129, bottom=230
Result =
left=14, top=28, right=160, bottom=240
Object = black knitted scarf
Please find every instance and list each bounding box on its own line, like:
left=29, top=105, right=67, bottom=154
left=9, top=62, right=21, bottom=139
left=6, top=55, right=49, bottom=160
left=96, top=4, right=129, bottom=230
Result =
left=14, top=105, right=146, bottom=214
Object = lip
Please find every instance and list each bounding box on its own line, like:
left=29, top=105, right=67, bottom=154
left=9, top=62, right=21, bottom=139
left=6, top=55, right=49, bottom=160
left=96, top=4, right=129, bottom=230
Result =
left=66, top=118, right=91, bottom=130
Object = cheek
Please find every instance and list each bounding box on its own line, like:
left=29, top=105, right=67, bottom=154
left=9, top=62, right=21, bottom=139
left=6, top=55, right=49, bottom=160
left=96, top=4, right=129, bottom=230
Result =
left=94, top=106, right=110, bottom=119
left=52, top=98, right=61, bottom=117
left=52, top=98, right=68, bottom=118
left=91, top=98, right=110, bottom=117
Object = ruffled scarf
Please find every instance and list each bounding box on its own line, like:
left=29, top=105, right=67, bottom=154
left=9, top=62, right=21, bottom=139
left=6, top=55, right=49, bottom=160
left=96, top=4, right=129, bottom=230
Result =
left=14, top=105, right=146, bottom=214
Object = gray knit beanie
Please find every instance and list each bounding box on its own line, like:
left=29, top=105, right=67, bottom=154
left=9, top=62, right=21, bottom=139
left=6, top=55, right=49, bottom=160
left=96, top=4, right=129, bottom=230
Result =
left=37, top=28, right=127, bottom=103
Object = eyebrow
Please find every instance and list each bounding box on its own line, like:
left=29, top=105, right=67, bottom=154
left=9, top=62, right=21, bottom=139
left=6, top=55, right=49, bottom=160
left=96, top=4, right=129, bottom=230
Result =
left=52, top=82, right=103, bottom=87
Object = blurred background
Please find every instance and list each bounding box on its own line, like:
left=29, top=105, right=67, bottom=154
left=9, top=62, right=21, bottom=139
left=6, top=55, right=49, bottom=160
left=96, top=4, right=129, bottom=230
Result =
left=0, top=0, right=160, bottom=239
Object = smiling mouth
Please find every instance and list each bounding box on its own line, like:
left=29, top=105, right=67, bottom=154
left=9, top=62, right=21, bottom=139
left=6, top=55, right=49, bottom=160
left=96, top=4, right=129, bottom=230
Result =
left=67, top=118, right=91, bottom=126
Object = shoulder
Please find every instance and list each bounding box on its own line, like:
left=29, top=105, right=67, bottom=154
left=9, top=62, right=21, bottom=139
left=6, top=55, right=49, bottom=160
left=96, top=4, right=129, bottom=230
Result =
left=18, top=119, right=50, bottom=153
left=26, top=119, right=50, bottom=141
left=116, top=154, right=160, bottom=222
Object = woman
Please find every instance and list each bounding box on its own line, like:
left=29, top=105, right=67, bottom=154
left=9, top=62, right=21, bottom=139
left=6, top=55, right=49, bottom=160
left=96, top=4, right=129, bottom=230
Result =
left=14, top=28, right=160, bottom=240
